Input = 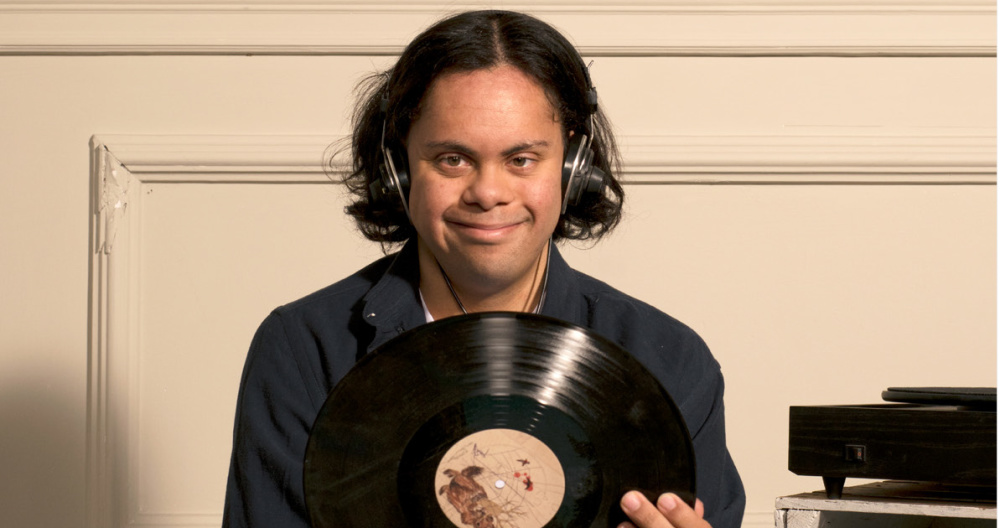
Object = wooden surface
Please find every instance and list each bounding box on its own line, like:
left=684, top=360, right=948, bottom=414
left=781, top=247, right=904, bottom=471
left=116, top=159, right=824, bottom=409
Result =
left=775, top=481, right=997, bottom=528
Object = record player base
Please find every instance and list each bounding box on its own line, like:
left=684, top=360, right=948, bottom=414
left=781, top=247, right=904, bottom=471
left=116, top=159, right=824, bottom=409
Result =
left=774, top=481, right=996, bottom=528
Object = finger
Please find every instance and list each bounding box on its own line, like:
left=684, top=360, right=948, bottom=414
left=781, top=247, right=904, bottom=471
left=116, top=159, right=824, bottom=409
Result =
left=655, top=493, right=709, bottom=528
left=621, top=490, right=673, bottom=528
left=695, top=499, right=705, bottom=518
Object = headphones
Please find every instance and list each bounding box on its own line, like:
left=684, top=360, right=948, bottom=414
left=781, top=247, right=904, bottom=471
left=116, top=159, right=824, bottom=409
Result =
left=369, top=77, right=608, bottom=217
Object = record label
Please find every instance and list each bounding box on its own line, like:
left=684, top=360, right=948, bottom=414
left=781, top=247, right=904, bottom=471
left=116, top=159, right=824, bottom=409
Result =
left=434, top=428, right=566, bottom=528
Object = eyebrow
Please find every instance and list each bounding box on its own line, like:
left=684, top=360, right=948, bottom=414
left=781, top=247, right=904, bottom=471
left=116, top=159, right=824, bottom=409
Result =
left=421, top=140, right=552, bottom=158
left=502, top=141, right=551, bottom=158
left=422, top=141, right=475, bottom=156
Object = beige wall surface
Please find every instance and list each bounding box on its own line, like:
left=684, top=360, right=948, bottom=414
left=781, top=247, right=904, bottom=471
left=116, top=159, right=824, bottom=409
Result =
left=0, top=2, right=995, bottom=528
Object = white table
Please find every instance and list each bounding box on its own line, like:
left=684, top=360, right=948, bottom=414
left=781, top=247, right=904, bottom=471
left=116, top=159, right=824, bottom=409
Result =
left=775, top=481, right=996, bottom=528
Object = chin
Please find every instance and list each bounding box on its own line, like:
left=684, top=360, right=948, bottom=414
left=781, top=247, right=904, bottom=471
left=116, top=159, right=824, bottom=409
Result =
left=459, top=258, right=529, bottom=287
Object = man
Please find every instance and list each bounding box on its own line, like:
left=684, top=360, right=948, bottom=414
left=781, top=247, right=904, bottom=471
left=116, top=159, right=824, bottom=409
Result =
left=224, top=10, right=744, bottom=528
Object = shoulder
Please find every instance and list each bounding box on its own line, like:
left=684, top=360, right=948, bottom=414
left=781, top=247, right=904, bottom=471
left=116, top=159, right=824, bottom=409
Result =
left=261, top=251, right=399, bottom=349
left=244, top=252, right=401, bottom=397
left=276, top=253, right=396, bottom=319
left=573, top=270, right=716, bottom=366
left=568, top=269, right=723, bottom=417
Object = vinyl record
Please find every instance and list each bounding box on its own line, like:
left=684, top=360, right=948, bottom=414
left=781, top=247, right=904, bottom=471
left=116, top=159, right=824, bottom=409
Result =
left=304, top=312, right=695, bottom=528
left=882, top=386, right=996, bottom=409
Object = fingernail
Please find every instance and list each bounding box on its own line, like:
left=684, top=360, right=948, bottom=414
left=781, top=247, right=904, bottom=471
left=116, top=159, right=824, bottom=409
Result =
left=622, top=491, right=641, bottom=512
left=658, top=493, right=677, bottom=511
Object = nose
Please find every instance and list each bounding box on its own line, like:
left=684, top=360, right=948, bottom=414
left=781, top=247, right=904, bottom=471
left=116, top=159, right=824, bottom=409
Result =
left=461, top=163, right=513, bottom=210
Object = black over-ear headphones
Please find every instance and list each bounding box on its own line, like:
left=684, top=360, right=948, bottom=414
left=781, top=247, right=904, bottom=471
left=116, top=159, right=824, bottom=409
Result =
left=370, top=72, right=607, bottom=217
left=560, top=87, right=609, bottom=214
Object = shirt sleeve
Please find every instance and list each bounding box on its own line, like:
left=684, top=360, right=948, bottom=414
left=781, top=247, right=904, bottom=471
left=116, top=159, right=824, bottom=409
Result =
left=692, top=369, right=745, bottom=528
left=222, top=311, right=320, bottom=528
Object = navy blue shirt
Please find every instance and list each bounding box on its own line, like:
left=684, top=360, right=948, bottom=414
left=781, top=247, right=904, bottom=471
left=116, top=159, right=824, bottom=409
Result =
left=223, top=241, right=745, bottom=527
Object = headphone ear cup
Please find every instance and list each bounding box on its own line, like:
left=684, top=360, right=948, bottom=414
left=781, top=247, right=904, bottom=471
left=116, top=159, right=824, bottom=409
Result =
left=373, top=146, right=413, bottom=219
left=385, top=146, right=411, bottom=203
left=561, top=134, right=606, bottom=213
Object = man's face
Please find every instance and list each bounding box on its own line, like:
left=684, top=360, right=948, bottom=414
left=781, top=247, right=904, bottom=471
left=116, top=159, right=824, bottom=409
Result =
left=405, top=65, right=565, bottom=294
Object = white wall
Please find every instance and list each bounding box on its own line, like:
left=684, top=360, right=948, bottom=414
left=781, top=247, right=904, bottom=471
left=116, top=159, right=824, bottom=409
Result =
left=0, top=2, right=994, bottom=527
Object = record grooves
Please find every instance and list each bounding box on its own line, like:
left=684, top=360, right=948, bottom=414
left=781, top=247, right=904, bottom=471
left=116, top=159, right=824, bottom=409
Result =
left=304, top=312, right=695, bottom=528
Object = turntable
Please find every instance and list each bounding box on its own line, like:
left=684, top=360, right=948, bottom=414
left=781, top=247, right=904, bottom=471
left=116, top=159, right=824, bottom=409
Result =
left=788, top=387, right=996, bottom=500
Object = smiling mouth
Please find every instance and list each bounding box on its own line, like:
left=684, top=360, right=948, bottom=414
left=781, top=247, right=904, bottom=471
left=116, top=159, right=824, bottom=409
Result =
left=453, top=221, right=515, bottom=230
left=447, top=219, right=524, bottom=239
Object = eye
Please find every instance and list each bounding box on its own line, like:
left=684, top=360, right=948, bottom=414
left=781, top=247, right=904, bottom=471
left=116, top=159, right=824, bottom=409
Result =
left=434, top=154, right=470, bottom=173
left=442, top=155, right=463, bottom=167
left=510, top=156, right=536, bottom=169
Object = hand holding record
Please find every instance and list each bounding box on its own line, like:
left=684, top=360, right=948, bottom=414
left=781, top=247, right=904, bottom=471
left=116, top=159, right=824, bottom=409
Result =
left=304, top=313, right=697, bottom=528
left=618, top=491, right=711, bottom=528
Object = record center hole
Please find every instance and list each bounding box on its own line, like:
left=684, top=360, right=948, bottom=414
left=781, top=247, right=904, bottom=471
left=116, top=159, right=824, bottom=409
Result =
left=495, top=480, right=505, bottom=489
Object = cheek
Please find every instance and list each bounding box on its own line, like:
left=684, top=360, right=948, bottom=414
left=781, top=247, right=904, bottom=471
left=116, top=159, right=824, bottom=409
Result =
left=405, top=177, right=434, bottom=226
left=406, top=173, right=452, bottom=229
left=527, top=176, right=564, bottom=225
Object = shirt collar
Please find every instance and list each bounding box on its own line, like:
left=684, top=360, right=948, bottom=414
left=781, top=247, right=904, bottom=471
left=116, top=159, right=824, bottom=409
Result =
left=360, top=238, right=587, bottom=352
left=360, top=238, right=426, bottom=353
left=537, top=242, right=584, bottom=324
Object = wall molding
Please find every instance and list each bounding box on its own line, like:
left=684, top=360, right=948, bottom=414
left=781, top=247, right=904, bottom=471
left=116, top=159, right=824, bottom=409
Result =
left=96, top=133, right=997, bottom=184
left=89, top=141, right=225, bottom=528
left=2, top=2, right=995, bottom=56
left=88, top=142, right=137, bottom=528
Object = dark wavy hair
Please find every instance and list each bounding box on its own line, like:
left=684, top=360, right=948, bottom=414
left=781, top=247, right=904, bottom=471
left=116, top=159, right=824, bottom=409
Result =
left=339, top=10, right=624, bottom=246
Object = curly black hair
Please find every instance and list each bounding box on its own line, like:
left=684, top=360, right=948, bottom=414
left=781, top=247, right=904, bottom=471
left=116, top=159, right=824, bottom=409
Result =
left=338, top=10, right=624, bottom=247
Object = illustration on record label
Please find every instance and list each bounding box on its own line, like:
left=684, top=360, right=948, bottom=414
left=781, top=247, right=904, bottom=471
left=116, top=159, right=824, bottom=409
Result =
left=434, top=429, right=566, bottom=528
